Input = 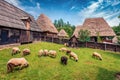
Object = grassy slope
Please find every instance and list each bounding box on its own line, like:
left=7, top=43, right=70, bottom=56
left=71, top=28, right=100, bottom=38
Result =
left=0, top=42, right=120, bottom=80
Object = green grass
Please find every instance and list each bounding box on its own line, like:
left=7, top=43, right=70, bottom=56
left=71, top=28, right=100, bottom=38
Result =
left=0, top=41, right=120, bottom=80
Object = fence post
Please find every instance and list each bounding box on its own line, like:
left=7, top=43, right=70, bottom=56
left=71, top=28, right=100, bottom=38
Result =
left=85, top=42, right=87, bottom=48
left=104, top=43, right=106, bottom=51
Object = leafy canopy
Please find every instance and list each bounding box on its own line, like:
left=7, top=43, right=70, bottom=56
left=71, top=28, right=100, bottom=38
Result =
left=78, top=29, right=90, bottom=42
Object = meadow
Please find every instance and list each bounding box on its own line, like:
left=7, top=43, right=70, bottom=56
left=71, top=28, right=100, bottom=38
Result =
left=0, top=41, right=120, bottom=80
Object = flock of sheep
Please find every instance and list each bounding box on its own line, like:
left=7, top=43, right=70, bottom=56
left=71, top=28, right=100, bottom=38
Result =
left=7, top=43, right=103, bottom=73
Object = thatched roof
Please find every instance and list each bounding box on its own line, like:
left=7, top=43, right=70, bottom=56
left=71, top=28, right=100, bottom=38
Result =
left=58, top=29, right=68, bottom=37
left=73, top=25, right=84, bottom=38
left=36, top=14, right=58, bottom=33
left=0, top=0, right=40, bottom=31
left=73, top=18, right=116, bottom=37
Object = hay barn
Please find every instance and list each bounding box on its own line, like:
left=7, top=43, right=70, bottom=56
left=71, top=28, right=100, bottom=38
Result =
left=72, top=17, right=116, bottom=43
left=58, top=29, right=69, bottom=38
left=0, top=0, right=41, bottom=45
left=36, top=14, right=58, bottom=37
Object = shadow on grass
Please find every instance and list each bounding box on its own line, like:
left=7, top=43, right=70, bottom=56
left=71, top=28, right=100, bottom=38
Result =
left=96, top=67, right=116, bottom=80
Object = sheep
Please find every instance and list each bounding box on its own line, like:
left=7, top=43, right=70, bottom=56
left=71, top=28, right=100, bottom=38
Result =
left=48, top=50, right=57, bottom=58
left=69, top=52, right=78, bottom=62
left=66, top=50, right=71, bottom=55
left=59, top=47, right=68, bottom=52
left=92, top=52, right=102, bottom=60
left=7, top=58, right=29, bottom=73
left=61, top=56, right=68, bottom=65
left=43, top=49, right=49, bottom=56
left=22, top=48, right=30, bottom=56
left=38, top=49, right=44, bottom=57
left=115, top=72, right=120, bottom=80
left=64, top=43, right=69, bottom=47
left=11, top=47, right=21, bottom=56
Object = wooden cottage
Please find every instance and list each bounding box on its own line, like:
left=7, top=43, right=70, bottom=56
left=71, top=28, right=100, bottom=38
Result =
left=58, top=29, right=69, bottom=38
left=0, top=0, right=41, bottom=45
left=36, top=14, right=58, bottom=37
left=72, top=17, right=116, bottom=43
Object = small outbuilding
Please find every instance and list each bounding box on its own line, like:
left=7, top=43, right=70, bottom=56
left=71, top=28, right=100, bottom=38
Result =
left=58, top=29, right=69, bottom=39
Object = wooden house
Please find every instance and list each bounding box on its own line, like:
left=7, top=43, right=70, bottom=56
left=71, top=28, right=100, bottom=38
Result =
left=0, top=0, right=41, bottom=45
left=36, top=14, right=58, bottom=38
left=58, top=29, right=69, bottom=39
left=72, top=17, right=116, bottom=43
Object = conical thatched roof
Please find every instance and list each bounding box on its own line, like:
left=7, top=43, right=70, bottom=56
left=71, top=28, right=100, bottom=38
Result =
left=0, top=0, right=40, bottom=31
left=73, top=17, right=116, bottom=37
left=58, top=29, right=68, bottom=37
left=36, top=14, right=58, bottom=33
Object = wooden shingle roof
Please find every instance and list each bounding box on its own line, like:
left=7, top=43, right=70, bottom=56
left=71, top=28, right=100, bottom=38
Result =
left=36, top=14, right=58, bottom=33
left=0, top=0, right=40, bottom=31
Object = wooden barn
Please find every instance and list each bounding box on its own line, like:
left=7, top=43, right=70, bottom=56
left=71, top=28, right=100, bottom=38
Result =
left=58, top=29, right=69, bottom=39
left=0, top=0, right=41, bottom=45
left=36, top=14, right=58, bottom=37
left=72, top=17, right=116, bottom=43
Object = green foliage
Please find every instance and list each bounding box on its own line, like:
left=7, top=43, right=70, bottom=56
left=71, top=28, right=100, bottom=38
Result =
left=112, top=26, right=120, bottom=36
left=112, top=15, right=120, bottom=36
left=0, top=42, right=120, bottom=80
left=117, top=36, right=120, bottom=44
left=78, top=29, right=90, bottom=42
left=54, top=18, right=75, bottom=37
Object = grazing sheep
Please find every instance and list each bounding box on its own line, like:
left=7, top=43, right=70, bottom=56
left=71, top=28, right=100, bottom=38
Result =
left=69, top=52, right=78, bottom=62
left=66, top=50, right=71, bottom=55
left=115, top=72, right=120, bottom=80
left=64, top=43, right=69, bottom=47
left=11, top=47, right=20, bottom=56
left=22, top=48, right=30, bottom=56
left=49, top=50, right=57, bottom=58
left=43, top=49, right=49, bottom=56
left=59, top=47, right=68, bottom=52
left=92, top=52, right=102, bottom=60
left=61, top=56, right=68, bottom=65
left=38, top=49, right=44, bottom=57
left=7, top=58, right=29, bottom=73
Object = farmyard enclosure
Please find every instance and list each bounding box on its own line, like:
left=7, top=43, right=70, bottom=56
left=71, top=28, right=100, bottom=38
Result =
left=0, top=42, right=120, bottom=80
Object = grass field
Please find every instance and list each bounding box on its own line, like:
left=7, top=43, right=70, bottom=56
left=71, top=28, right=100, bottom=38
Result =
left=0, top=42, right=120, bottom=80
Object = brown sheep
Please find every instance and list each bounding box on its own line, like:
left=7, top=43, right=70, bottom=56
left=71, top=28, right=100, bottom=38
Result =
left=61, top=56, right=68, bottom=65
left=92, top=52, right=102, bottom=60
left=38, top=49, right=44, bottom=57
left=69, top=52, right=78, bottom=62
left=11, top=47, right=21, bottom=56
left=22, top=48, right=30, bottom=56
left=48, top=50, right=57, bottom=58
left=115, top=72, right=120, bottom=80
left=7, top=58, right=29, bottom=73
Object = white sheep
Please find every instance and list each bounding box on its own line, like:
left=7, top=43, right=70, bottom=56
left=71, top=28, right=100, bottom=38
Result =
left=92, top=52, right=102, bottom=60
left=59, top=47, right=68, bottom=52
left=64, top=43, right=69, bottom=47
left=7, top=58, right=29, bottom=73
left=22, top=48, right=30, bottom=56
left=38, top=49, right=44, bottom=57
left=43, top=49, right=49, bottom=56
left=69, top=52, right=78, bottom=62
left=48, top=50, right=57, bottom=58
left=11, top=47, right=21, bottom=56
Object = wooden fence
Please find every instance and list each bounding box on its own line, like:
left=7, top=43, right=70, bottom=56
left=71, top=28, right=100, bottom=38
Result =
left=39, top=36, right=120, bottom=52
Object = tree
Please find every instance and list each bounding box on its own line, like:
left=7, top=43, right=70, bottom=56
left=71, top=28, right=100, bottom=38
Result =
left=78, top=29, right=90, bottom=42
left=53, top=19, right=75, bottom=37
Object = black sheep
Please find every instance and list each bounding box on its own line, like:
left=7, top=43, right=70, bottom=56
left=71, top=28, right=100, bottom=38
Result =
left=61, top=56, right=68, bottom=65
